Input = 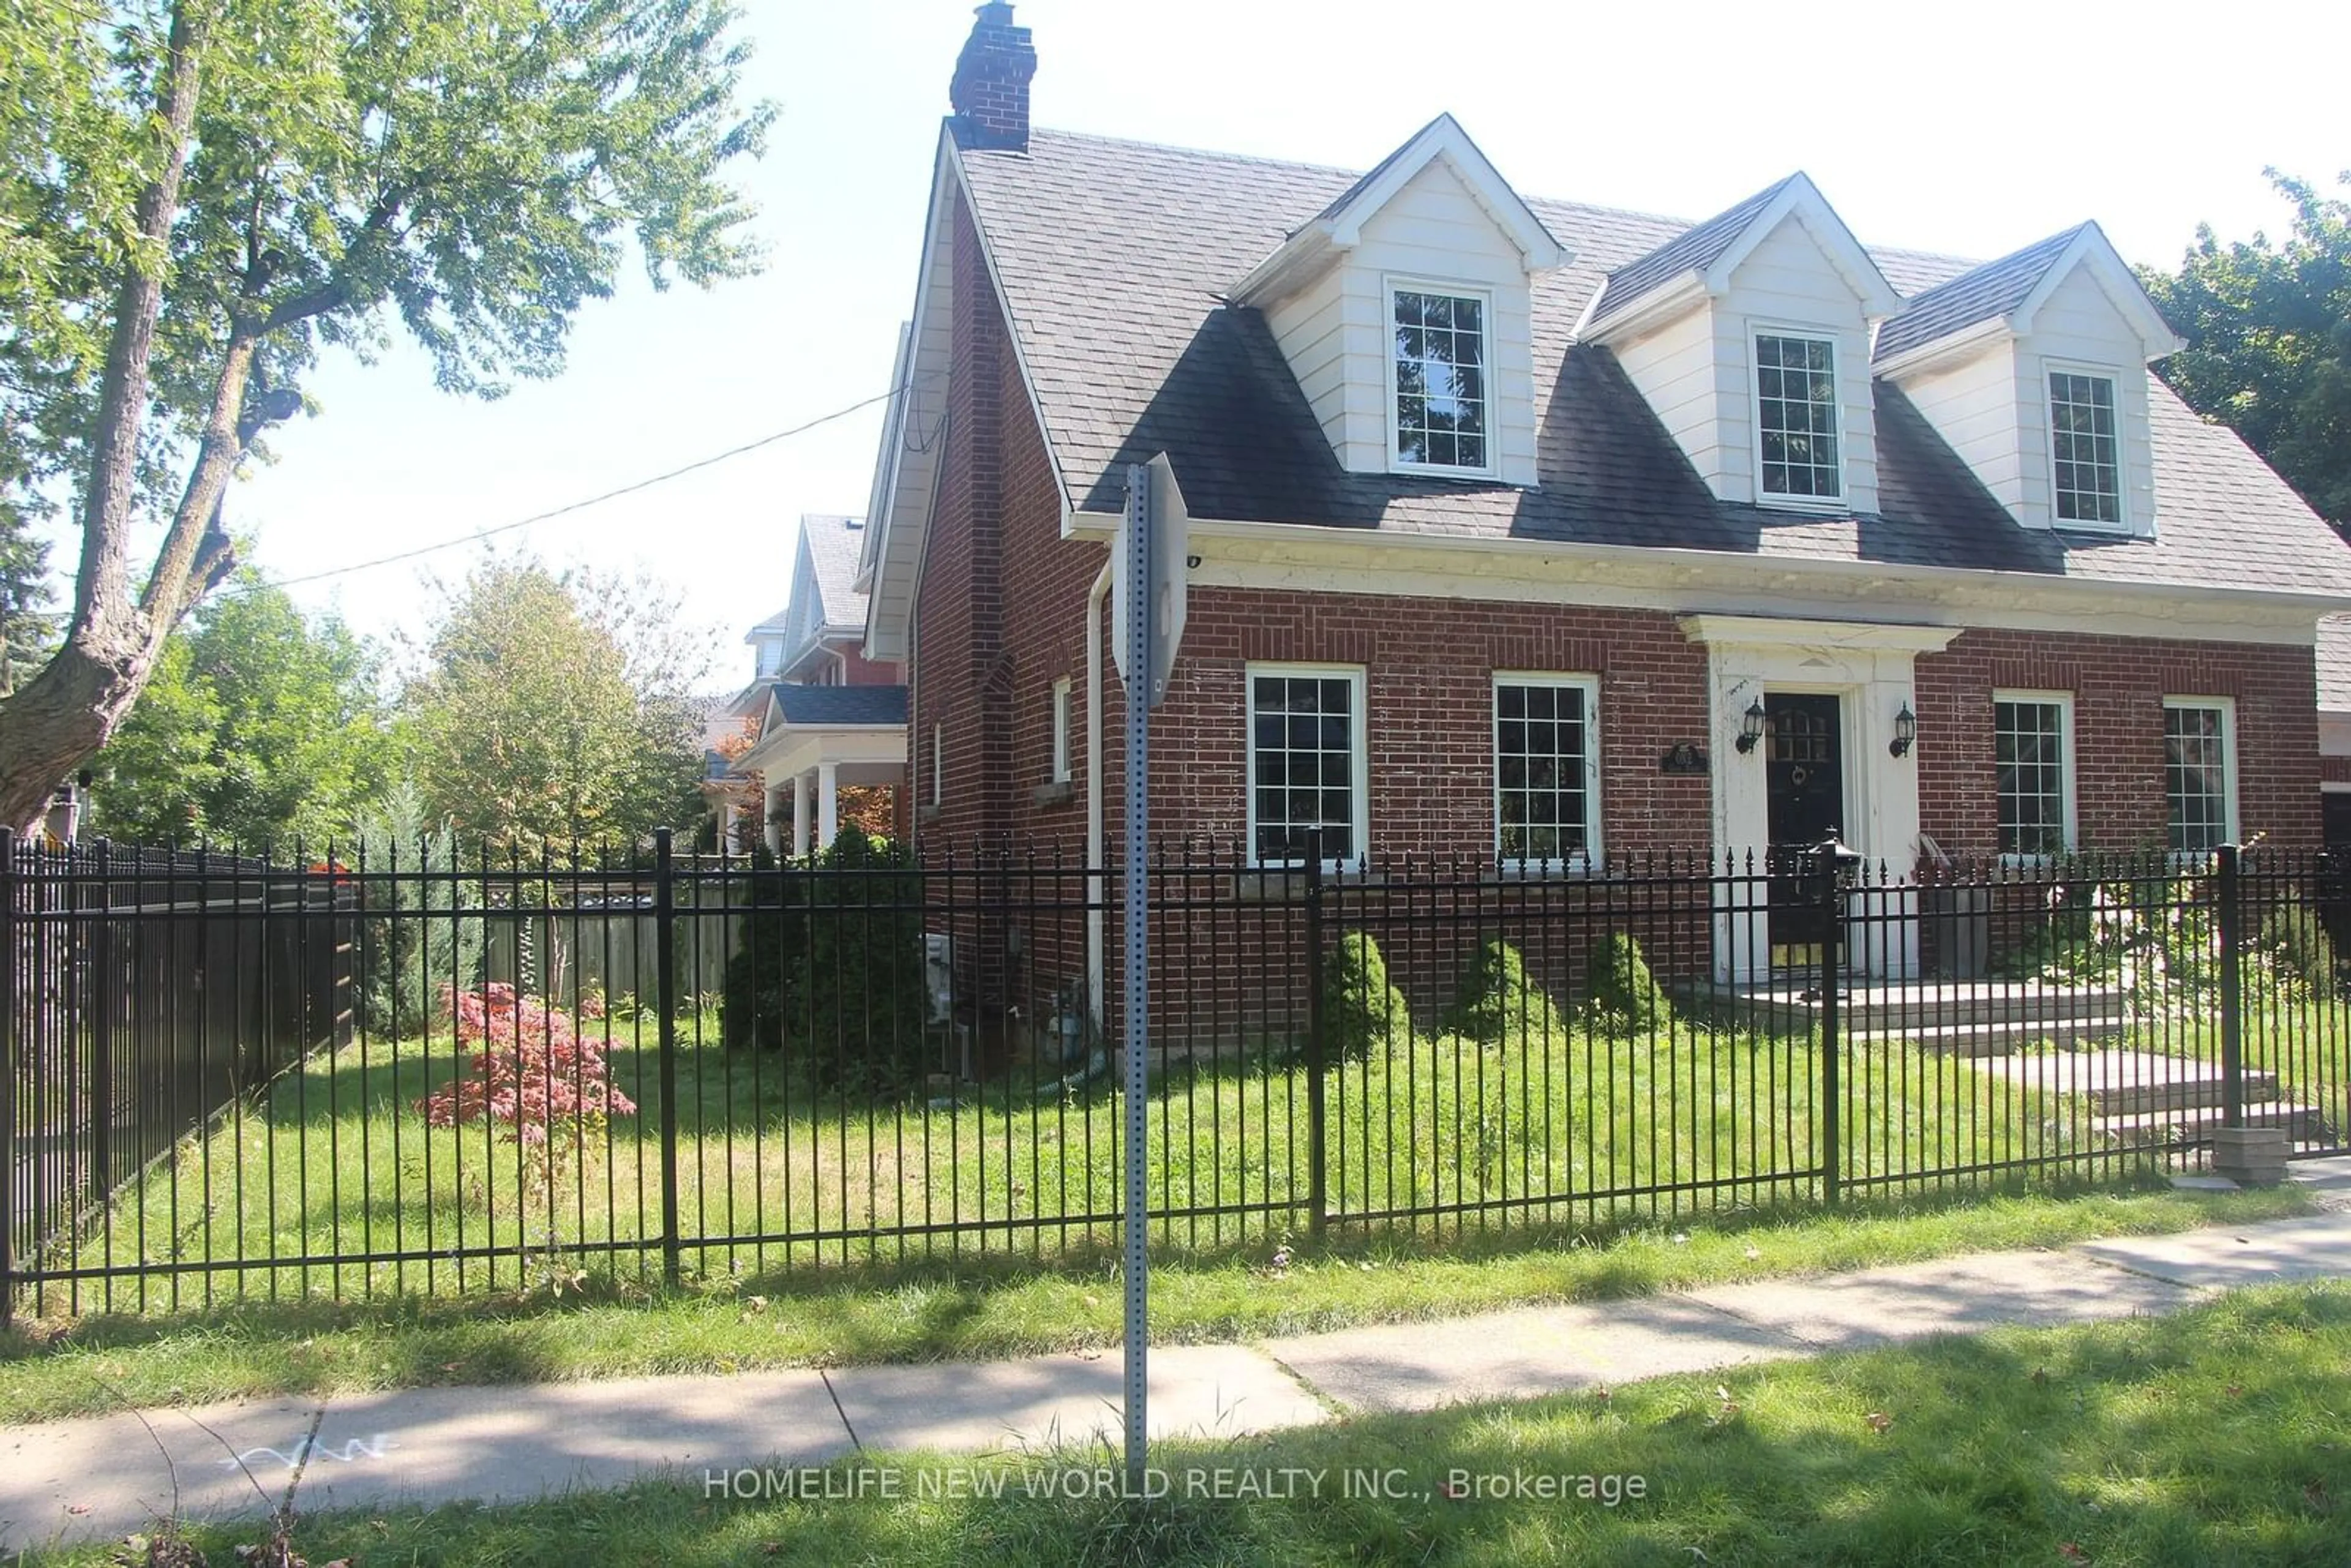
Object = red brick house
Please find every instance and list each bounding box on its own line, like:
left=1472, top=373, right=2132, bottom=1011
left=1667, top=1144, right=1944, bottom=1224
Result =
left=856, top=6, right=2351, bottom=992
left=729, top=513, right=907, bottom=855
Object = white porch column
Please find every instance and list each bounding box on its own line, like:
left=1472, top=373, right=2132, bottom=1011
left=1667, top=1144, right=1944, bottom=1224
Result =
left=763, top=783, right=787, bottom=857
left=817, top=760, right=840, bottom=849
left=792, top=770, right=814, bottom=858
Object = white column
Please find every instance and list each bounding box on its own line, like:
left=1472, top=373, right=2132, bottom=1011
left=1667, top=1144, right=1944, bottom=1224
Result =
left=817, top=760, right=840, bottom=850
left=792, top=771, right=813, bottom=858
left=763, top=784, right=787, bottom=857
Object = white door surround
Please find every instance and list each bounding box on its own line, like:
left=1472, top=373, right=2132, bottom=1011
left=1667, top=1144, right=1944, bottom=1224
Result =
left=1679, top=615, right=1960, bottom=983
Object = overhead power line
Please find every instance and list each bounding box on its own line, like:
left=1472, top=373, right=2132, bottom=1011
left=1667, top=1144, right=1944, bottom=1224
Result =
left=255, top=383, right=904, bottom=591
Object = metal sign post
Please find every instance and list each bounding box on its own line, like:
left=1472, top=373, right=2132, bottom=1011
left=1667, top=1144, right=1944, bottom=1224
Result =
left=1117, top=460, right=1154, bottom=1496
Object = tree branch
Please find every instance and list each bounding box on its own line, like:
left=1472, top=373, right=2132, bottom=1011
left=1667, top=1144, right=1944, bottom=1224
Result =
left=262, top=183, right=405, bottom=331
left=66, top=0, right=209, bottom=643
left=140, top=329, right=257, bottom=625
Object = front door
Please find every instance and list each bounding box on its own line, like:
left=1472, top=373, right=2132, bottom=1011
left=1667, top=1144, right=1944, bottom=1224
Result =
left=1765, top=693, right=1845, bottom=961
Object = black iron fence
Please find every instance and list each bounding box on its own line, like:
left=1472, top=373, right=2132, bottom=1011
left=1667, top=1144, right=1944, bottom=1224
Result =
left=4, top=827, right=2344, bottom=1318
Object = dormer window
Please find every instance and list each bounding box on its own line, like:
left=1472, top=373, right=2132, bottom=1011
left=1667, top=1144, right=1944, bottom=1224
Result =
left=1389, top=282, right=1492, bottom=475
left=2049, top=368, right=2123, bottom=527
left=1755, top=332, right=1842, bottom=502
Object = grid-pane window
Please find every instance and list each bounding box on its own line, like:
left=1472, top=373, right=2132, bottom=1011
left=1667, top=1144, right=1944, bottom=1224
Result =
left=1050, top=677, right=1071, bottom=783
left=1250, top=671, right=1360, bottom=865
left=1994, top=698, right=2068, bottom=857
left=2165, top=702, right=2232, bottom=853
left=1496, top=680, right=1595, bottom=865
left=1392, top=289, right=1488, bottom=471
left=1756, top=334, right=1841, bottom=498
left=2059, top=373, right=2134, bottom=527
left=2050, top=371, right=2121, bottom=525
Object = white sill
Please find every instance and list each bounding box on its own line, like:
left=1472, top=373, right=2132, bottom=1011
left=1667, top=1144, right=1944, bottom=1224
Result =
left=1389, top=459, right=1501, bottom=482
left=1755, top=492, right=1847, bottom=514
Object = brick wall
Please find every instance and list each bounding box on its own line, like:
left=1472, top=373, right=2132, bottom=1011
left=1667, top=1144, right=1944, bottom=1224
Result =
left=1914, top=628, right=2320, bottom=855
left=907, top=183, right=2327, bottom=1045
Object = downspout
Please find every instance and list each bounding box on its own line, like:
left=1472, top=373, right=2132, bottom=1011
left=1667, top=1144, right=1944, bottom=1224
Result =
left=1084, top=557, right=1112, bottom=1032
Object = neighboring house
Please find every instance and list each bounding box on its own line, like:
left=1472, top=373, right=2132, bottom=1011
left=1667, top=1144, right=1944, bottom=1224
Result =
left=729, top=514, right=907, bottom=853
left=857, top=6, right=2351, bottom=987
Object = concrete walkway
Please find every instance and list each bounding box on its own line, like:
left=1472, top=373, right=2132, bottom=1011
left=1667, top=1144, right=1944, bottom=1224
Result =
left=7, top=1158, right=2350, bottom=1553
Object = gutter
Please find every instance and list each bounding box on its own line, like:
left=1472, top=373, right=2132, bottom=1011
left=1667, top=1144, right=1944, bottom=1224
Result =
left=1084, top=558, right=1112, bottom=1033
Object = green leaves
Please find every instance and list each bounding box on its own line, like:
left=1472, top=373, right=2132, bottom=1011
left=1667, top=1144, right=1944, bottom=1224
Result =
left=2146, top=170, right=2351, bottom=529
left=403, top=555, right=711, bottom=853
left=84, top=572, right=391, bottom=849
left=0, top=0, right=770, bottom=826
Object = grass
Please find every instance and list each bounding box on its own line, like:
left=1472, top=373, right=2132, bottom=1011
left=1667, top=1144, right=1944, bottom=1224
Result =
left=0, top=1180, right=2315, bottom=1426
left=17, top=1280, right=2350, bottom=1566
left=28, top=996, right=2140, bottom=1316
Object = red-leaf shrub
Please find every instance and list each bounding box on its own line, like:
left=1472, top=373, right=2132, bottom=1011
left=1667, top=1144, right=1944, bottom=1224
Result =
left=416, top=983, right=636, bottom=1144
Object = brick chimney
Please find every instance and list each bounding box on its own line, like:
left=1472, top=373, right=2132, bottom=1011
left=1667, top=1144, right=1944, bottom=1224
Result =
left=948, top=3, right=1035, bottom=152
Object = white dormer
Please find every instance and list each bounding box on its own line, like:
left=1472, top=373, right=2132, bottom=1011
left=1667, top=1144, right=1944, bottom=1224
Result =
left=1232, top=115, right=1567, bottom=487
left=1583, top=174, right=1902, bottom=514
left=1874, top=223, right=2183, bottom=537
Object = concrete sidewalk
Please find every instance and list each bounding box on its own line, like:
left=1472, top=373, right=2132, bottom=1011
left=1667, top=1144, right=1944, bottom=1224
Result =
left=7, top=1162, right=2350, bottom=1553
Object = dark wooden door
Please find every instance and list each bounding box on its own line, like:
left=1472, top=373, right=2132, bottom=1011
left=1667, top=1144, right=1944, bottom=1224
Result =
left=1766, top=693, right=1845, bottom=956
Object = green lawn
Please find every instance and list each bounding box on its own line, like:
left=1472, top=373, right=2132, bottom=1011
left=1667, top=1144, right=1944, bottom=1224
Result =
left=20, top=1281, right=2349, bottom=1567
left=18, top=1002, right=2143, bottom=1315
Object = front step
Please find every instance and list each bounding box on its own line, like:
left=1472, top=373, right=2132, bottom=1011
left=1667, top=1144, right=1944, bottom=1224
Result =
left=1716, top=981, right=2131, bottom=1035
left=1850, top=1016, right=2129, bottom=1057
left=2090, top=1101, right=2335, bottom=1149
left=1973, top=1049, right=2282, bottom=1117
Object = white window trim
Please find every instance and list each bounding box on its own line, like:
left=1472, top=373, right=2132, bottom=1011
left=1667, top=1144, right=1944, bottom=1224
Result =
left=2162, top=695, right=2238, bottom=853
left=1244, top=662, right=1370, bottom=871
left=930, top=722, right=943, bottom=808
left=1991, top=689, right=2076, bottom=865
left=1383, top=276, right=1499, bottom=481
left=2043, top=359, right=2130, bottom=534
left=1050, top=676, right=1072, bottom=784
left=1493, top=672, right=1602, bottom=872
left=1750, top=324, right=1846, bottom=510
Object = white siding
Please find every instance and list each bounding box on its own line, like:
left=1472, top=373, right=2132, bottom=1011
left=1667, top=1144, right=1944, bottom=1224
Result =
left=1613, top=302, right=1735, bottom=493
left=2019, top=266, right=2158, bottom=535
left=1891, top=264, right=2161, bottom=535
left=1262, top=156, right=1539, bottom=484
left=1900, top=347, right=2025, bottom=513
left=1264, top=266, right=1351, bottom=459
left=1722, top=215, right=1878, bottom=514
left=1609, top=213, right=1882, bottom=510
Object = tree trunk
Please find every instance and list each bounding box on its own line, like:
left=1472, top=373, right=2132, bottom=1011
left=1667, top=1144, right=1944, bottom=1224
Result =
left=0, top=0, right=207, bottom=833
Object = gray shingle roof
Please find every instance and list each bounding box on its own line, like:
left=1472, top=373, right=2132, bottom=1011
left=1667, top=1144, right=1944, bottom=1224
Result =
left=953, top=129, right=2351, bottom=599
left=772, top=684, right=907, bottom=727
left=1584, top=175, right=1796, bottom=334
left=1872, top=225, right=2085, bottom=364
left=801, top=514, right=869, bottom=630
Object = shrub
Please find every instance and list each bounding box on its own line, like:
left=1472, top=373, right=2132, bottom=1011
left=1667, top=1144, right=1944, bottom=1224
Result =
left=2256, top=900, right=2340, bottom=997
left=1586, top=931, right=1672, bottom=1035
left=799, top=829, right=934, bottom=1095
left=720, top=841, right=801, bottom=1052
left=416, top=982, right=636, bottom=1146
left=1320, top=930, right=1409, bottom=1061
left=1443, top=939, right=1562, bottom=1045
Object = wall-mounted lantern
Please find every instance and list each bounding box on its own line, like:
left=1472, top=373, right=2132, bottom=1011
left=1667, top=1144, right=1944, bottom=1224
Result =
left=1734, top=698, right=1769, bottom=756
left=1889, top=702, right=1918, bottom=758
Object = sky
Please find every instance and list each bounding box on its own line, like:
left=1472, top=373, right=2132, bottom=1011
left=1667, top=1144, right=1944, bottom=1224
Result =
left=171, top=0, right=2350, bottom=688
